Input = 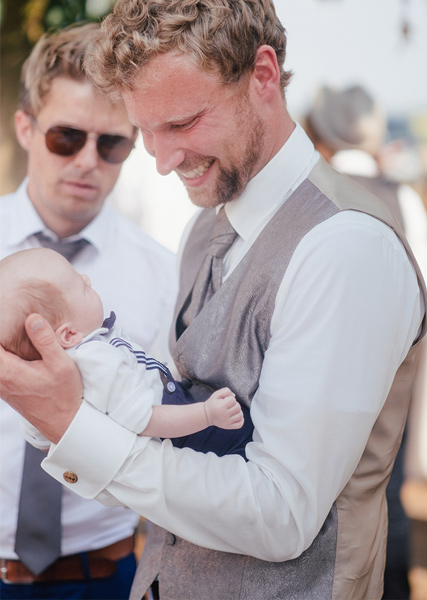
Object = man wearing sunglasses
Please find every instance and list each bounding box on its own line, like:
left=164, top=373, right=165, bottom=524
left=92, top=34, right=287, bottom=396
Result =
left=0, top=23, right=176, bottom=600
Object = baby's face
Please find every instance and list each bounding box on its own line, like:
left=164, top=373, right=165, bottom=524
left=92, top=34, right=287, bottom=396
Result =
left=69, top=272, right=105, bottom=337
left=50, top=256, right=104, bottom=337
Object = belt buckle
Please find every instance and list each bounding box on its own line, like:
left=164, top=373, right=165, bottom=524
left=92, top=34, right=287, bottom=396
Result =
left=1, top=560, right=13, bottom=584
left=0, top=560, right=30, bottom=585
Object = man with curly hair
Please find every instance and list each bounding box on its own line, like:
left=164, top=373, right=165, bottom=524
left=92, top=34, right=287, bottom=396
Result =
left=1, top=2, right=426, bottom=599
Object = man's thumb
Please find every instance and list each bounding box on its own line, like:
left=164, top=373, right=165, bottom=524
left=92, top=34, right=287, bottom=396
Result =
left=25, top=314, right=60, bottom=356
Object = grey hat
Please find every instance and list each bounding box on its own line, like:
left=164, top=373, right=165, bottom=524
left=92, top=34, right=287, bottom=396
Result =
left=308, top=85, right=386, bottom=155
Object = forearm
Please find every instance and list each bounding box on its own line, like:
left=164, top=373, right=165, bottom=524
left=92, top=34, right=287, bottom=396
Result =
left=43, top=402, right=303, bottom=560
left=140, top=389, right=242, bottom=437
left=41, top=216, right=424, bottom=559
left=42, top=294, right=418, bottom=561
left=140, top=403, right=208, bottom=438
left=41, top=392, right=375, bottom=561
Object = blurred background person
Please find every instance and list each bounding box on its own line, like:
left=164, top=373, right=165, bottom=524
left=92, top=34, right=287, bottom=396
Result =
left=0, top=23, right=176, bottom=600
left=304, top=84, right=427, bottom=600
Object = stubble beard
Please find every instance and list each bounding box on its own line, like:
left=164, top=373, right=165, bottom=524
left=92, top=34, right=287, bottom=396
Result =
left=185, top=108, right=265, bottom=209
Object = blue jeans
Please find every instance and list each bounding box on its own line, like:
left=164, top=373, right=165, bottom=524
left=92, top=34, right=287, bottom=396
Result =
left=0, top=553, right=137, bottom=600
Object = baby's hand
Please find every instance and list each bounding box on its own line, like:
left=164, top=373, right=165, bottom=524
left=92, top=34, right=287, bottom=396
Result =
left=204, top=388, right=244, bottom=430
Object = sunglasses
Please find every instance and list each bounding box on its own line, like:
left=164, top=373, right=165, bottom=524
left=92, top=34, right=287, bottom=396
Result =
left=29, top=116, right=135, bottom=164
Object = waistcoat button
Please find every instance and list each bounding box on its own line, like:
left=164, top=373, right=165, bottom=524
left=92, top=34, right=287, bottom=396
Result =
left=166, top=533, right=177, bottom=546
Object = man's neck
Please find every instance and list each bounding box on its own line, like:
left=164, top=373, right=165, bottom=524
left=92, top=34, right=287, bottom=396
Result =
left=28, top=201, right=92, bottom=239
left=36, top=216, right=89, bottom=239
left=255, top=105, right=296, bottom=178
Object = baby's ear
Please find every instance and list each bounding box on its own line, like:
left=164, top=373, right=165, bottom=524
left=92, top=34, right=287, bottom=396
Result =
left=55, top=323, right=83, bottom=349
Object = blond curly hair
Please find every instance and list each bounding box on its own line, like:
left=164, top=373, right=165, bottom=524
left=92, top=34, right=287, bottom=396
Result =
left=86, top=0, right=291, bottom=97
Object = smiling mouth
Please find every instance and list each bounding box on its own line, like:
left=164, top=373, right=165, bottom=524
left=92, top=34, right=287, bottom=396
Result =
left=179, top=159, right=214, bottom=180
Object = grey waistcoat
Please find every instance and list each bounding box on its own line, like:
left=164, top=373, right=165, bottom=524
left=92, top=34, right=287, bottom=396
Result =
left=131, top=158, right=426, bottom=600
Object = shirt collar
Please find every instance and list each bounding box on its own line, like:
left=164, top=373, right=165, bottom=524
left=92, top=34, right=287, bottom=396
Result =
left=7, top=179, right=45, bottom=249
left=224, top=122, right=318, bottom=241
left=7, top=178, right=113, bottom=252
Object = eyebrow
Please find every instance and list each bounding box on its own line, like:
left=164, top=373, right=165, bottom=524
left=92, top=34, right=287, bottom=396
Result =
left=164, top=102, right=212, bottom=126
left=135, top=100, right=213, bottom=133
left=138, top=111, right=201, bottom=133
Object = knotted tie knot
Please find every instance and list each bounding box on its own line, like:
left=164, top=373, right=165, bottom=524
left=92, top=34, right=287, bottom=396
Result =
left=207, top=208, right=238, bottom=260
left=34, top=231, right=89, bottom=262
left=180, top=207, right=237, bottom=331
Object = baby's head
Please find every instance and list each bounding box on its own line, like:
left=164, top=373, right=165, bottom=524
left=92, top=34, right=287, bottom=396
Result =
left=0, top=248, right=104, bottom=360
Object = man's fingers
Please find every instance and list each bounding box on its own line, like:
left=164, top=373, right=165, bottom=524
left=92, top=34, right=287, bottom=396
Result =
left=0, top=344, right=26, bottom=401
left=25, top=314, right=63, bottom=363
left=0, top=316, right=83, bottom=443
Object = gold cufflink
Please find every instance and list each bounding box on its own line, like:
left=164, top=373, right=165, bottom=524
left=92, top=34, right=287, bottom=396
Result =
left=63, top=471, right=78, bottom=484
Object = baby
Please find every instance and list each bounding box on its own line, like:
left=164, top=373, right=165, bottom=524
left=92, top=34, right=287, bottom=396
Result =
left=0, top=248, right=253, bottom=457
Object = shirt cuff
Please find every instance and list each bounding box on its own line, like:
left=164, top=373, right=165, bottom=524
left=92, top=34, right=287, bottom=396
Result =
left=41, top=401, right=140, bottom=499
left=21, top=417, right=51, bottom=451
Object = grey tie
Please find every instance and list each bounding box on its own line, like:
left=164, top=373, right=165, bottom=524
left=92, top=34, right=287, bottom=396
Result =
left=180, top=207, right=237, bottom=331
left=33, top=232, right=89, bottom=262
left=14, top=233, right=89, bottom=575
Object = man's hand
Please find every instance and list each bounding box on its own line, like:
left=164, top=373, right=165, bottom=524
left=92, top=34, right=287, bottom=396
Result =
left=0, top=314, right=83, bottom=444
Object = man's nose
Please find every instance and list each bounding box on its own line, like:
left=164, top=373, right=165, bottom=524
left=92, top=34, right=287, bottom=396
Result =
left=73, top=134, right=99, bottom=171
left=142, top=131, right=185, bottom=176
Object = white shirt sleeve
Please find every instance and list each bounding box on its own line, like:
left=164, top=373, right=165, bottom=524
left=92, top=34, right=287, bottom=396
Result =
left=71, top=336, right=163, bottom=434
left=42, top=212, right=423, bottom=562
left=21, top=418, right=52, bottom=451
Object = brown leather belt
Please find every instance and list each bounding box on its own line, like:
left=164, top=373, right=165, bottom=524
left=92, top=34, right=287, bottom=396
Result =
left=1, top=535, right=134, bottom=584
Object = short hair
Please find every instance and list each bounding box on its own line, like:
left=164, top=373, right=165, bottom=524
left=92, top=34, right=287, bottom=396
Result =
left=2, top=280, right=68, bottom=361
left=19, top=22, right=101, bottom=116
left=86, top=0, right=292, bottom=97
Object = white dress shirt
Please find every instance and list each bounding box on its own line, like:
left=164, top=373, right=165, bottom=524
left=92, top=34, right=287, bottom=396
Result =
left=0, top=181, right=177, bottom=559
left=331, top=148, right=427, bottom=482
left=331, top=148, right=427, bottom=277
left=42, top=124, right=424, bottom=561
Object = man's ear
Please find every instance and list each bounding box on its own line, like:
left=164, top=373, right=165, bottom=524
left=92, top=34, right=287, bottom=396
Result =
left=250, top=45, right=281, bottom=100
left=15, top=110, right=34, bottom=152
left=55, top=323, right=84, bottom=349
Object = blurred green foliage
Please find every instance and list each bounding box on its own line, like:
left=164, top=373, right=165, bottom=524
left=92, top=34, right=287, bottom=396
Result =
left=0, top=0, right=114, bottom=44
